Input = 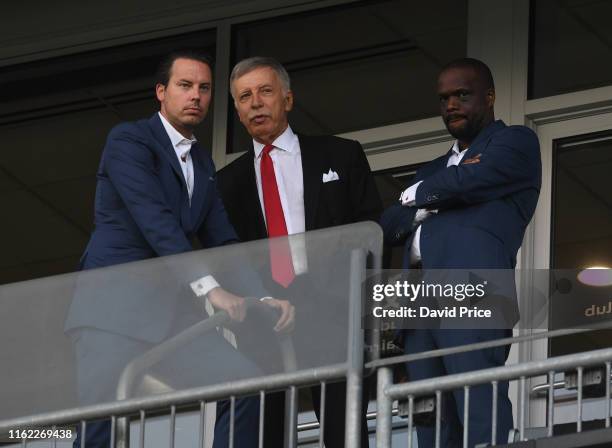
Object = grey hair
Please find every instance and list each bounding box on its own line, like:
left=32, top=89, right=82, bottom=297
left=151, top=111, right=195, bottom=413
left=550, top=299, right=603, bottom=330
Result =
left=230, top=57, right=291, bottom=98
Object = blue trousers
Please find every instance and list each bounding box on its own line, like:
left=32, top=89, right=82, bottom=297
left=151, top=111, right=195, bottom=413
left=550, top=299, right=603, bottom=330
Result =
left=71, top=328, right=261, bottom=448
left=403, top=329, right=513, bottom=448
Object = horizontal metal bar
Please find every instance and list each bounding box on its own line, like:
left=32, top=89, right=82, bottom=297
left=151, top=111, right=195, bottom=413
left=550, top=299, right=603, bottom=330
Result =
left=367, top=321, right=612, bottom=370
left=532, top=371, right=612, bottom=398
left=117, top=311, right=231, bottom=400
left=386, top=347, right=612, bottom=400
left=297, top=408, right=397, bottom=432
left=531, top=380, right=566, bottom=396
left=0, top=363, right=347, bottom=433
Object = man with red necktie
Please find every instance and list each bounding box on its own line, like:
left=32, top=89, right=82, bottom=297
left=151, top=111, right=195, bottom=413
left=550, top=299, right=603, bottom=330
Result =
left=218, top=56, right=382, bottom=448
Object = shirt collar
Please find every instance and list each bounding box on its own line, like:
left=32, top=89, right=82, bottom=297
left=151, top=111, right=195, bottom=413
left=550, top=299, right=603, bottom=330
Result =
left=253, top=125, right=297, bottom=159
left=450, top=140, right=468, bottom=156
left=158, top=112, right=197, bottom=149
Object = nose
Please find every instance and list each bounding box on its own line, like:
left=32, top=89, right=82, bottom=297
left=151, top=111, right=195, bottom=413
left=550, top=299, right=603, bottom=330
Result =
left=445, top=95, right=460, bottom=112
left=251, top=91, right=263, bottom=108
left=189, top=86, right=201, bottom=103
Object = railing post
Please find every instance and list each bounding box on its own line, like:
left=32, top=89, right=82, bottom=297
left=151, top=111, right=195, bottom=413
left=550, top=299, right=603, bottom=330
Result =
left=345, top=249, right=366, bottom=448
left=284, top=386, right=298, bottom=448
left=116, top=417, right=129, bottom=448
left=376, top=367, right=393, bottom=448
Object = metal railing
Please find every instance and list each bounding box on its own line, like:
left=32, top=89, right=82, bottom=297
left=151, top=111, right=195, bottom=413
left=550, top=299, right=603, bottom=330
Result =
left=374, top=323, right=612, bottom=448
left=0, top=247, right=371, bottom=448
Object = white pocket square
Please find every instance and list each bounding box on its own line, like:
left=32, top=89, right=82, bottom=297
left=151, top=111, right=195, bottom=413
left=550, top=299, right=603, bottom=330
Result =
left=322, top=169, right=340, bottom=183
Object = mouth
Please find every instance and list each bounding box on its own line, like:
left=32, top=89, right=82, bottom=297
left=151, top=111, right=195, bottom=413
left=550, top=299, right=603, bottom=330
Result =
left=250, top=114, right=269, bottom=125
left=184, top=107, right=202, bottom=114
left=446, top=115, right=467, bottom=126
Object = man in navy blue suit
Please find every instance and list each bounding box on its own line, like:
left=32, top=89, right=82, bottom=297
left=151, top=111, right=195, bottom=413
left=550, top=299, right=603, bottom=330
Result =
left=67, top=50, right=293, bottom=448
left=381, top=58, right=541, bottom=447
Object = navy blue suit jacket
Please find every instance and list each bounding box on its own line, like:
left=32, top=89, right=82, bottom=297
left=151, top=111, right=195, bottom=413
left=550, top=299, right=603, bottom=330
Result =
left=381, top=120, right=541, bottom=271
left=82, top=113, right=237, bottom=267
left=66, top=114, right=240, bottom=341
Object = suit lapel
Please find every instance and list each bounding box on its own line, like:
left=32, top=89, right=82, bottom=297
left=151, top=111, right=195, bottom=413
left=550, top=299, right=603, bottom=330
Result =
left=299, top=135, right=325, bottom=231
left=461, top=120, right=506, bottom=162
left=433, top=149, right=452, bottom=174
left=148, top=114, right=185, bottom=182
left=431, top=120, right=505, bottom=173
left=190, top=142, right=207, bottom=227
left=148, top=113, right=192, bottom=232
left=245, top=144, right=268, bottom=238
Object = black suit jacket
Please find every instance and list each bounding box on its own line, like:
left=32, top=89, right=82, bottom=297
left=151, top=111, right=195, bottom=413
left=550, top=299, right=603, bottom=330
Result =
left=218, top=133, right=379, bottom=448
left=217, top=134, right=382, bottom=241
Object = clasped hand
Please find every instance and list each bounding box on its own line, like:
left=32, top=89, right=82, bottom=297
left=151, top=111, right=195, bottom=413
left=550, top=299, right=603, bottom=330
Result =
left=207, top=287, right=295, bottom=332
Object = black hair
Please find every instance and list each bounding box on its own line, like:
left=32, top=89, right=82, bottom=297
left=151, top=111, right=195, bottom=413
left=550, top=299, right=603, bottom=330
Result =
left=155, top=50, right=214, bottom=86
left=440, top=57, right=495, bottom=91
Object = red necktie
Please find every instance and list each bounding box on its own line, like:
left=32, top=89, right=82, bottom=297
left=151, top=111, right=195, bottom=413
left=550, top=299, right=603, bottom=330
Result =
left=261, top=144, right=295, bottom=287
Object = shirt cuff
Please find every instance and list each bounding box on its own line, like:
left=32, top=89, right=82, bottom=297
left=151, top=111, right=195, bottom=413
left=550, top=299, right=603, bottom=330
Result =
left=190, top=275, right=220, bottom=297
left=399, top=181, right=423, bottom=206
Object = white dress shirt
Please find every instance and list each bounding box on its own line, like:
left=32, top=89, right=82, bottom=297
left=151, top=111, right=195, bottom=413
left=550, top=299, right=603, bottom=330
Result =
left=253, top=125, right=305, bottom=235
left=252, top=125, right=307, bottom=275
left=402, top=141, right=469, bottom=265
left=158, top=112, right=196, bottom=204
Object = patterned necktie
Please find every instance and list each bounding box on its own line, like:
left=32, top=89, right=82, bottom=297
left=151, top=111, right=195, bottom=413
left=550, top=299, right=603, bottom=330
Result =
left=261, top=144, right=295, bottom=287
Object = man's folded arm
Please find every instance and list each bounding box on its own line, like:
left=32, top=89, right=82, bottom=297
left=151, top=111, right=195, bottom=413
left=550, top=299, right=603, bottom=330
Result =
left=414, top=127, right=541, bottom=209
left=380, top=204, right=418, bottom=246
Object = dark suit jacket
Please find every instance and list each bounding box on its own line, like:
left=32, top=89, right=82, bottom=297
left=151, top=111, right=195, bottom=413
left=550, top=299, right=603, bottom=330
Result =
left=381, top=120, right=541, bottom=270
left=217, top=134, right=382, bottom=241
left=217, top=133, right=380, bottom=448
left=83, top=113, right=237, bottom=266
left=65, top=113, right=240, bottom=341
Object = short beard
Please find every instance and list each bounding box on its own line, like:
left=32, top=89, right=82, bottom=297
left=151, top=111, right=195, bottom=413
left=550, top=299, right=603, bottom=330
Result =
left=447, top=121, right=479, bottom=143
left=446, top=114, right=490, bottom=145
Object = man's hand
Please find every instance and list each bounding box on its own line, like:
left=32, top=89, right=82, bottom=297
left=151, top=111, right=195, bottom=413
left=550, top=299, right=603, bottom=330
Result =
left=261, top=298, right=295, bottom=333
left=413, top=208, right=438, bottom=228
left=207, top=287, right=247, bottom=322
left=399, top=181, right=423, bottom=206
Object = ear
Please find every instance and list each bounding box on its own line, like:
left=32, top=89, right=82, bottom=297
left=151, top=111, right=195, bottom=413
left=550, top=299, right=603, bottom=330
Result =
left=284, top=90, right=294, bottom=112
left=155, top=83, right=166, bottom=102
left=486, top=88, right=495, bottom=108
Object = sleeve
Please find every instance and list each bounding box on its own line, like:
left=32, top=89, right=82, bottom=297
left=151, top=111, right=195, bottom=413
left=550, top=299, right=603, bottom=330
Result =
left=347, top=140, right=384, bottom=222
left=103, top=126, right=193, bottom=256
left=379, top=204, right=418, bottom=246
left=414, top=127, right=541, bottom=209
left=399, top=181, right=424, bottom=206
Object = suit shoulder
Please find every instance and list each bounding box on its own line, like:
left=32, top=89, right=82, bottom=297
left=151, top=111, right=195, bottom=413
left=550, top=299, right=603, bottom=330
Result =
left=217, top=151, right=252, bottom=192
left=301, top=133, right=361, bottom=147
left=218, top=151, right=252, bottom=177
left=105, top=119, right=155, bottom=155
left=497, top=125, right=539, bottom=146
left=299, top=134, right=364, bottom=158
left=103, top=119, right=155, bottom=162
left=107, top=118, right=150, bottom=140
